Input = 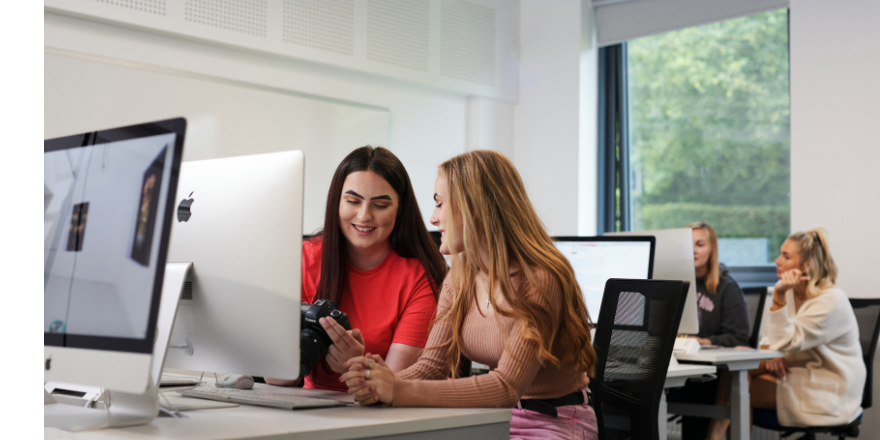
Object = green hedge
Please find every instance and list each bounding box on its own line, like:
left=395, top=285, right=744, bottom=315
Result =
left=637, top=203, right=790, bottom=256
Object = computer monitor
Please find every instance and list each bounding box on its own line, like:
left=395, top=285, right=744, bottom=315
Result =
left=552, top=236, right=655, bottom=323
left=606, top=228, right=699, bottom=334
left=44, top=118, right=185, bottom=394
left=162, top=151, right=304, bottom=380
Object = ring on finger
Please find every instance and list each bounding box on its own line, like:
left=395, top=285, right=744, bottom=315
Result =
left=365, top=369, right=371, bottom=380
left=367, top=359, right=374, bottom=369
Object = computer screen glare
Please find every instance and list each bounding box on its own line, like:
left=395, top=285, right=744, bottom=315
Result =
left=45, top=132, right=178, bottom=342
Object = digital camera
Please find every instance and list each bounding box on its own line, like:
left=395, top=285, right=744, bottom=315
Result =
left=298, top=299, right=351, bottom=378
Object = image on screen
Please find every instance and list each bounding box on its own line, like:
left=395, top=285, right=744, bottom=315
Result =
left=554, top=240, right=652, bottom=322
left=44, top=133, right=177, bottom=340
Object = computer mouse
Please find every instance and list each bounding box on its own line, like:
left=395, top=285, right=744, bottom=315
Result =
left=218, top=374, right=255, bottom=389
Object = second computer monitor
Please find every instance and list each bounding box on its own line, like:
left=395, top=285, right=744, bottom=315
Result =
left=606, top=228, right=699, bottom=335
left=163, top=151, right=304, bottom=380
left=553, top=236, right=655, bottom=324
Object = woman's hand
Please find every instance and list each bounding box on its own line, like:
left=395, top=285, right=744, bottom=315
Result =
left=340, top=354, right=395, bottom=406
left=773, top=269, right=809, bottom=307
left=774, top=269, right=809, bottom=296
left=320, top=317, right=365, bottom=374
left=696, top=337, right=713, bottom=346
left=761, top=357, right=789, bottom=380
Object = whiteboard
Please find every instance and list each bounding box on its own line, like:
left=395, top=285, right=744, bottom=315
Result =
left=44, top=51, right=391, bottom=234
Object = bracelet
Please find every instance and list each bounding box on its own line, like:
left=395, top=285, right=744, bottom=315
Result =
left=773, top=300, right=786, bottom=308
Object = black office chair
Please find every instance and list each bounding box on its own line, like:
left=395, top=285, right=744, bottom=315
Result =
left=753, top=298, right=880, bottom=440
left=591, top=278, right=690, bottom=440
left=742, top=286, right=770, bottom=348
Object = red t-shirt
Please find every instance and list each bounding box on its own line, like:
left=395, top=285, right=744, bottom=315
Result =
left=301, top=238, right=438, bottom=391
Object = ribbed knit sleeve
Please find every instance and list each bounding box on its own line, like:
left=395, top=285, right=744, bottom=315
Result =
left=395, top=280, right=455, bottom=382
left=392, top=271, right=569, bottom=408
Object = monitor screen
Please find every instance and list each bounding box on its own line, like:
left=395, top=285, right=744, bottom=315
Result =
left=553, top=236, right=655, bottom=323
left=44, top=119, right=184, bottom=353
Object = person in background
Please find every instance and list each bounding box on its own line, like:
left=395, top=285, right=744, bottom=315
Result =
left=706, top=227, right=865, bottom=439
left=266, top=146, right=447, bottom=390
left=677, top=222, right=751, bottom=440
left=688, top=221, right=750, bottom=347
left=329, top=150, right=598, bottom=440
left=747, top=228, right=864, bottom=427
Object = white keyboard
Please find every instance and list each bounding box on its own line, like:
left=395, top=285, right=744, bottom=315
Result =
left=180, top=388, right=349, bottom=410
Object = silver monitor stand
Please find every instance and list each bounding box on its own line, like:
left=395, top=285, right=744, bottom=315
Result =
left=44, top=262, right=192, bottom=431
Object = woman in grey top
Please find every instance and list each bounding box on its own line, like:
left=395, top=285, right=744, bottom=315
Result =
left=689, top=221, right=750, bottom=347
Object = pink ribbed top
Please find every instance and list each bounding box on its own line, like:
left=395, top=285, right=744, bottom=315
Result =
left=393, top=269, right=590, bottom=408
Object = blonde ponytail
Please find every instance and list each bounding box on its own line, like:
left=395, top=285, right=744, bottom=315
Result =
left=788, top=227, right=837, bottom=297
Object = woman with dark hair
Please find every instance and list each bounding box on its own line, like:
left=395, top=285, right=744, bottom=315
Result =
left=267, top=146, right=447, bottom=391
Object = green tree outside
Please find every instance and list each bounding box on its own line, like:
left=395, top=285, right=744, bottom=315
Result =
left=628, top=9, right=790, bottom=262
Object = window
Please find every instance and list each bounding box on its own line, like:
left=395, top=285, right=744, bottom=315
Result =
left=600, top=9, right=790, bottom=266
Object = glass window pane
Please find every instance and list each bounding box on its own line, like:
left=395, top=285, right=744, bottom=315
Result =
left=628, top=9, right=790, bottom=265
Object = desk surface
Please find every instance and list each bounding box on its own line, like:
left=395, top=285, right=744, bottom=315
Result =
left=44, top=400, right=511, bottom=440
left=675, top=348, right=781, bottom=364
left=667, top=363, right=716, bottom=378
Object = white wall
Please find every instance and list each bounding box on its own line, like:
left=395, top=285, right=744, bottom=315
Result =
left=514, top=0, right=583, bottom=236
left=789, top=0, right=880, bottom=436
left=44, top=12, right=468, bottom=228
left=45, top=1, right=593, bottom=241
left=789, top=0, right=880, bottom=299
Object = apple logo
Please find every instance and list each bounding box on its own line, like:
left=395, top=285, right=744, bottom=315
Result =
left=177, top=192, right=194, bottom=222
left=45, top=356, right=51, bottom=371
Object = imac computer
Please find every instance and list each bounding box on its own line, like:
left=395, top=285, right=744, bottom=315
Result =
left=44, top=118, right=186, bottom=428
left=606, top=228, right=699, bottom=334
left=552, top=236, right=655, bottom=324
left=162, top=151, right=304, bottom=381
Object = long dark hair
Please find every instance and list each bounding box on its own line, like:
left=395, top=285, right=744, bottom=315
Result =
left=313, top=146, right=447, bottom=305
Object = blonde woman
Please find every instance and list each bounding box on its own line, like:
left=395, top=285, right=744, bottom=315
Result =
left=678, top=222, right=752, bottom=440
left=751, top=227, right=865, bottom=426
left=687, top=222, right=749, bottom=347
left=707, top=228, right=865, bottom=439
left=328, top=150, right=598, bottom=439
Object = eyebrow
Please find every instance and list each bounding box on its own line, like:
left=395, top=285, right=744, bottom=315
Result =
left=345, top=190, right=392, bottom=201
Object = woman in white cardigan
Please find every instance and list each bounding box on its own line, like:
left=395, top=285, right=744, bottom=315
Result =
left=751, top=227, right=865, bottom=427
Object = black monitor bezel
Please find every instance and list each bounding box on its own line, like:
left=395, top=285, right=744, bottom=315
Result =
left=551, top=235, right=656, bottom=280
left=44, top=117, right=186, bottom=354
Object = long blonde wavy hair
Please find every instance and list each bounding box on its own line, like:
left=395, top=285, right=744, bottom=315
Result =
left=787, top=227, right=838, bottom=298
left=435, top=150, right=596, bottom=378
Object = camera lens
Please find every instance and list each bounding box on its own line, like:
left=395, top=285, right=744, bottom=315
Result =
left=298, top=328, right=327, bottom=379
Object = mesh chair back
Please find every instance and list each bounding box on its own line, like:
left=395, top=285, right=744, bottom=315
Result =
left=591, top=279, right=690, bottom=440
left=849, top=299, right=880, bottom=410
left=743, top=286, right=769, bottom=348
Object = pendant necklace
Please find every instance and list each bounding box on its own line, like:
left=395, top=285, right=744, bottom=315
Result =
left=478, top=277, right=492, bottom=309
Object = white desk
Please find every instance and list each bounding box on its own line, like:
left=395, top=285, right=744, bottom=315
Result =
left=44, top=400, right=511, bottom=440
left=671, top=348, right=782, bottom=440
left=658, top=362, right=717, bottom=440
left=665, top=363, right=717, bottom=388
